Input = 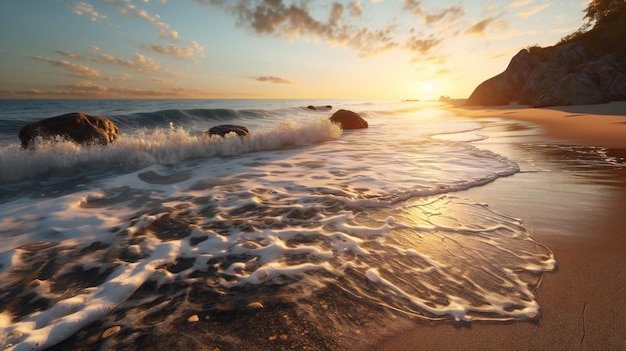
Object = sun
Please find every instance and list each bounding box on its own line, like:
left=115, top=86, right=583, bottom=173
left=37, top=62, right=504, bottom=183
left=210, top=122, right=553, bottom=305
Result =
left=421, top=81, right=434, bottom=93
left=407, top=80, right=440, bottom=100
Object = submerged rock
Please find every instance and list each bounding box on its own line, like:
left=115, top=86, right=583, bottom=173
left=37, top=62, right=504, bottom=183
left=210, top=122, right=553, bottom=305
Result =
left=307, top=105, right=332, bottom=111
left=19, top=112, right=119, bottom=149
left=329, top=109, right=368, bottom=129
left=206, top=125, right=251, bottom=137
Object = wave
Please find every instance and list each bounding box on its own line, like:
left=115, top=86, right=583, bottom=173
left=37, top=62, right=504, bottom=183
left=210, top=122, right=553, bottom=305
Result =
left=0, top=118, right=341, bottom=184
left=111, top=108, right=276, bottom=130
left=0, top=104, right=336, bottom=136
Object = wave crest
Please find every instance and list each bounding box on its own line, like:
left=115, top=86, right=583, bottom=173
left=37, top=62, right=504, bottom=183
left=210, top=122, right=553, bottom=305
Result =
left=0, top=118, right=341, bottom=184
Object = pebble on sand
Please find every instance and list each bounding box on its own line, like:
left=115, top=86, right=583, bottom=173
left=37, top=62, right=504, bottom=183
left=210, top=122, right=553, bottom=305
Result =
left=246, top=301, right=264, bottom=310
left=187, top=315, right=200, bottom=323
left=101, top=326, right=121, bottom=339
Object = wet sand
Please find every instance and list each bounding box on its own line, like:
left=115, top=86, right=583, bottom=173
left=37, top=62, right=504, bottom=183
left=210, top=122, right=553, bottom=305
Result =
left=367, top=102, right=626, bottom=350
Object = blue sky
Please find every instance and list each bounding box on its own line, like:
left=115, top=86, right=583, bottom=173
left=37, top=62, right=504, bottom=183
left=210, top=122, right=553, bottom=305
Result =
left=0, top=0, right=588, bottom=99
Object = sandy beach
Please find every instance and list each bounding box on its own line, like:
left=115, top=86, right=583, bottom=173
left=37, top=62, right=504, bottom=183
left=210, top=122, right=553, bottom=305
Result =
left=366, top=101, right=626, bottom=350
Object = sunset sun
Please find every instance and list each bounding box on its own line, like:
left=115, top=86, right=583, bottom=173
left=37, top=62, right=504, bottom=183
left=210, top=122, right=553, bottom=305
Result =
left=421, top=81, right=434, bottom=93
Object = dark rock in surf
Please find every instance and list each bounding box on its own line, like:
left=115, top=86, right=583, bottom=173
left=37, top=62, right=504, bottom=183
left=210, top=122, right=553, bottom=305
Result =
left=206, top=125, right=251, bottom=137
left=307, top=105, right=332, bottom=111
left=19, top=112, right=119, bottom=149
left=329, top=109, right=368, bottom=129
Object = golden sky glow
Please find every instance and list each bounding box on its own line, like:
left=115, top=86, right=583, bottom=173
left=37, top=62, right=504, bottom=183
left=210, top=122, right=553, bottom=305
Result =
left=0, top=0, right=588, bottom=100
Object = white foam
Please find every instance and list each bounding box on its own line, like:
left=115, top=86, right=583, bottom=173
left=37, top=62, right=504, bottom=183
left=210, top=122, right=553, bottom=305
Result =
left=3, top=242, right=180, bottom=351
left=0, top=117, right=341, bottom=184
left=0, top=106, right=557, bottom=349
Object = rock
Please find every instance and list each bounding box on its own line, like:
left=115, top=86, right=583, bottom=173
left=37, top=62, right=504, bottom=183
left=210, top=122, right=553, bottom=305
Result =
left=531, top=73, right=605, bottom=107
left=307, top=105, right=332, bottom=110
left=19, top=112, right=119, bottom=149
left=187, top=314, right=200, bottom=323
left=101, top=326, right=121, bottom=339
left=466, top=49, right=537, bottom=106
left=206, top=124, right=251, bottom=137
left=583, top=54, right=626, bottom=101
left=467, top=43, right=626, bottom=107
left=329, top=109, right=368, bottom=129
left=246, top=301, right=264, bottom=310
left=518, top=44, right=625, bottom=106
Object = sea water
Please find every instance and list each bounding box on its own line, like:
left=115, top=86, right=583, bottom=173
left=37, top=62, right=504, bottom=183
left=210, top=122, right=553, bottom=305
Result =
left=0, top=99, right=556, bottom=350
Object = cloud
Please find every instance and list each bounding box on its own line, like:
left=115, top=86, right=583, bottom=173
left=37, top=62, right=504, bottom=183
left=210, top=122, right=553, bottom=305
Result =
left=90, top=46, right=100, bottom=53
left=465, top=16, right=504, bottom=36
left=517, top=4, right=551, bottom=18
left=151, top=77, right=174, bottom=85
left=406, top=35, right=442, bottom=55
left=62, top=81, right=109, bottom=94
left=422, top=5, right=464, bottom=25
left=37, top=49, right=160, bottom=77
left=195, top=0, right=456, bottom=62
left=0, top=82, right=213, bottom=98
left=30, top=55, right=102, bottom=79
left=344, top=26, right=399, bottom=57
left=252, top=76, right=294, bottom=84
left=350, top=0, right=362, bottom=17
left=72, top=2, right=107, bottom=21
left=93, top=52, right=160, bottom=73
left=485, top=4, right=500, bottom=12
left=509, top=0, right=534, bottom=8
left=54, top=50, right=82, bottom=60
left=404, top=1, right=465, bottom=25
left=403, top=0, right=422, bottom=15
left=195, top=0, right=398, bottom=57
left=0, top=82, right=109, bottom=97
left=30, top=54, right=133, bottom=81
left=104, top=0, right=179, bottom=40
left=102, top=0, right=205, bottom=59
left=150, top=41, right=204, bottom=58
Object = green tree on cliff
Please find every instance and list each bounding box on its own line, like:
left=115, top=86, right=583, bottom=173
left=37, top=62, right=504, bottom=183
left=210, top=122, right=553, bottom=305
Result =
left=558, top=0, right=626, bottom=55
left=584, top=0, right=626, bottom=26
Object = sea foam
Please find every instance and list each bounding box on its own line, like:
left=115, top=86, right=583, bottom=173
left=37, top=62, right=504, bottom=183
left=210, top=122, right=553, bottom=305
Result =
left=0, top=102, right=556, bottom=350
left=0, top=117, right=341, bottom=184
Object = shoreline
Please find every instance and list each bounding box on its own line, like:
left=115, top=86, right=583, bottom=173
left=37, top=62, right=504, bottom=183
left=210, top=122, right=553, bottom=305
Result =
left=448, top=100, right=626, bottom=149
left=366, top=102, right=626, bottom=350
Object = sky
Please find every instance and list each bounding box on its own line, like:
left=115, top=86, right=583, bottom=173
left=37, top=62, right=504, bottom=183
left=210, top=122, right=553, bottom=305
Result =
left=0, top=0, right=589, bottom=100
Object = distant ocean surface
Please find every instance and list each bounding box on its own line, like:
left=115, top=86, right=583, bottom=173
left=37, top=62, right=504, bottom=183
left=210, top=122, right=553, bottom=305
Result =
left=0, top=99, right=557, bottom=350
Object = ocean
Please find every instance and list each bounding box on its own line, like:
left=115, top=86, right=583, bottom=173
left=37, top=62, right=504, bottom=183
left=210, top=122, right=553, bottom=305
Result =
left=0, top=99, right=557, bottom=350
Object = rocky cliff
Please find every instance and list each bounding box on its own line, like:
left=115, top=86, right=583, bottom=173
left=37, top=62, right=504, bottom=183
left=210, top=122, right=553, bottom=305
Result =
left=466, top=43, right=626, bottom=107
left=465, top=49, right=536, bottom=106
